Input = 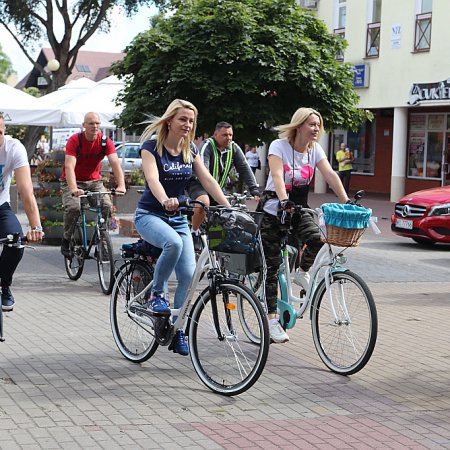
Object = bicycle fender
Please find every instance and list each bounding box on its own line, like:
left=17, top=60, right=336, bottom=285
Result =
left=309, top=268, right=349, bottom=320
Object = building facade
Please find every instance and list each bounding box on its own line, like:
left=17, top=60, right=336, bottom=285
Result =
left=308, top=0, right=450, bottom=201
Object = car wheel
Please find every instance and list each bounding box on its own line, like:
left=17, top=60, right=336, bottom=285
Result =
left=412, top=237, right=436, bottom=246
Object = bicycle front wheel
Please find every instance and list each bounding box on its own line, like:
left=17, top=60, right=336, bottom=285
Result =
left=64, top=224, right=85, bottom=280
left=311, top=270, right=378, bottom=375
left=110, top=260, right=158, bottom=363
left=97, top=229, right=114, bottom=295
left=189, top=282, right=269, bottom=396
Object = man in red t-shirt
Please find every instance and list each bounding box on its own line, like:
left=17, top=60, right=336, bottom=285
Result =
left=60, top=112, right=126, bottom=256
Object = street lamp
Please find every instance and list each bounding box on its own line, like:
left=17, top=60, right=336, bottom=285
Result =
left=47, top=59, right=60, bottom=72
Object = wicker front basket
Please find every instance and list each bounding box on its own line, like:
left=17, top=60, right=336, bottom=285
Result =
left=321, top=224, right=365, bottom=247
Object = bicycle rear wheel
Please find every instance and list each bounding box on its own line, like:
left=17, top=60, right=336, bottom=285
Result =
left=189, top=282, right=269, bottom=396
left=64, top=224, right=85, bottom=280
left=311, top=270, right=378, bottom=375
left=97, top=229, right=114, bottom=295
left=110, top=260, right=158, bottom=363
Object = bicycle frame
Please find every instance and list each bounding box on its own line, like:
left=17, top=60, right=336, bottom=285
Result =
left=77, top=195, right=106, bottom=257
left=277, top=220, right=350, bottom=330
left=124, top=241, right=216, bottom=334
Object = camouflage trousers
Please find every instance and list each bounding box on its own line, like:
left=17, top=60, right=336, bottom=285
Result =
left=260, top=211, right=323, bottom=315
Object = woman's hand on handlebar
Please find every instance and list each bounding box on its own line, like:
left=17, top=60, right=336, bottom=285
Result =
left=162, top=197, right=179, bottom=211
left=71, top=188, right=84, bottom=197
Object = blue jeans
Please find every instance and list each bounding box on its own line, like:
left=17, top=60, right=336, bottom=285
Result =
left=134, top=208, right=196, bottom=309
left=0, top=202, right=24, bottom=287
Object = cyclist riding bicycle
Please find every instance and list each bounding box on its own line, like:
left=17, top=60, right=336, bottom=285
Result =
left=134, top=99, right=230, bottom=356
left=258, top=107, right=351, bottom=344
left=0, top=114, right=44, bottom=312
left=186, top=121, right=260, bottom=251
left=60, top=112, right=126, bottom=257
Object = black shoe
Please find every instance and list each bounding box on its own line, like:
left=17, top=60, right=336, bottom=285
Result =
left=1, top=287, right=15, bottom=312
left=61, top=238, right=71, bottom=257
left=192, top=232, right=203, bottom=253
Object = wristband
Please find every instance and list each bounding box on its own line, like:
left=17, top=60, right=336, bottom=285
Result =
left=32, top=226, right=43, bottom=231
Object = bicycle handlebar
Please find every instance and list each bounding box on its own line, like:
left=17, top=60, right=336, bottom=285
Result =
left=0, top=233, right=29, bottom=248
left=74, top=188, right=124, bottom=198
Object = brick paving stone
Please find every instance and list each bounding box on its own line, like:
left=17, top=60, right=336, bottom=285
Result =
left=1, top=197, right=450, bottom=448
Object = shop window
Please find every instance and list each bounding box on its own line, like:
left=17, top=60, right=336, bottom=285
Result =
left=408, top=113, right=442, bottom=179
left=347, top=121, right=376, bottom=175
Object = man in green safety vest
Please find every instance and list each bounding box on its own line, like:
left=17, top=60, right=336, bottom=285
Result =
left=187, top=121, right=260, bottom=251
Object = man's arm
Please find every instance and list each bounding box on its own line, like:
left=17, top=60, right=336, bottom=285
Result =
left=199, top=140, right=212, bottom=173
left=232, top=144, right=259, bottom=194
left=107, top=153, right=127, bottom=193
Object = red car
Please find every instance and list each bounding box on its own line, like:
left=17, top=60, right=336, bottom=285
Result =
left=391, top=186, right=450, bottom=245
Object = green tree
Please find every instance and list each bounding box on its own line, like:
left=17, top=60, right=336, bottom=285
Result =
left=0, top=0, right=158, bottom=157
left=113, top=0, right=371, bottom=144
left=0, top=44, right=15, bottom=83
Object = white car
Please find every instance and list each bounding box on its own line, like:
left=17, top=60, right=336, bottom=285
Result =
left=101, top=142, right=142, bottom=173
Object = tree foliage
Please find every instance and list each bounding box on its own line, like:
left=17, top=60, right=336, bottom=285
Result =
left=113, top=0, right=371, bottom=144
left=0, top=44, right=15, bottom=83
left=0, top=0, right=158, bottom=156
left=0, top=0, right=156, bottom=92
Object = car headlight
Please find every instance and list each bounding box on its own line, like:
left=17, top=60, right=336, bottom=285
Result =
left=429, top=203, right=450, bottom=216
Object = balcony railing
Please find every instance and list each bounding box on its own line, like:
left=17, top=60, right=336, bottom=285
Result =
left=414, top=12, right=432, bottom=52
left=366, top=22, right=380, bottom=57
left=334, top=27, right=345, bottom=61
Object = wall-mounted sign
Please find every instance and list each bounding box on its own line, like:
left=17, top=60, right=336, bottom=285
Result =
left=353, top=64, right=369, bottom=88
left=408, top=78, right=450, bottom=105
left=391, top=23, right=401, bottom=49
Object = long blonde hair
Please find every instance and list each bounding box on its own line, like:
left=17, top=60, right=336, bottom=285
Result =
left=140, top=99, right=198, bottom=162
left=275, top=107, right=324, bottom=149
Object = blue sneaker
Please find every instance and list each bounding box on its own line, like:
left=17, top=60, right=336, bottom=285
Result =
left=174, top=330, right=189, bottom=356
left=1, top=287, right=15, bottom=312
left=146, top=296, right=170, bottom=316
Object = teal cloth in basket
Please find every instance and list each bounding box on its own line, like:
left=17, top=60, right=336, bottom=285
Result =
left=321, top=203, right=372, bottom=229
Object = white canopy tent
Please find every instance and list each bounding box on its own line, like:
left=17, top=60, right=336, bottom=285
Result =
left=36, top=77, right=96, bottom=109
left=59, top=75, right=125, bottom=128
left=0, top=82, right=60, bottom=126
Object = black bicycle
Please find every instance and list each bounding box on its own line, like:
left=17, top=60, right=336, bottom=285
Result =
left=64, top=190, right=117, bottom=294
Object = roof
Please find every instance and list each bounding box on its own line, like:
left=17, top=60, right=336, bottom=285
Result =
left=16, top=48, right=125, bottom=89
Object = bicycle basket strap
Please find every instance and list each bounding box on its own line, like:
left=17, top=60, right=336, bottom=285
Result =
left=207, top=209, right=258, bottom=254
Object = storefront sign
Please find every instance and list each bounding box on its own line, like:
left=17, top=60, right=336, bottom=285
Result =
left=353, top=64, right=369, bottom=88
left=408, top=78, right=450, bottom=105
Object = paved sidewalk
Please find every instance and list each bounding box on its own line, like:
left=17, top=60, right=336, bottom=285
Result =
left=1, top=194, right=450, bottom=449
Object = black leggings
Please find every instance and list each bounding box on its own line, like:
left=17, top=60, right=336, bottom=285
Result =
left=0, top=203, right=24, bottom=287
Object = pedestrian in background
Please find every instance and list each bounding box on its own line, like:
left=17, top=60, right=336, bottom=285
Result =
left=336, top=142, right=353, bottom=194
left=245, top=145, right=260, bottom=174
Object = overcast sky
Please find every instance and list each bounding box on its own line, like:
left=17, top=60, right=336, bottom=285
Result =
left=1, top=4, right=157, bottom=81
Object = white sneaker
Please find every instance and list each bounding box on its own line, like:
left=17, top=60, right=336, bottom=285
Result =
left=293, top=270, right=310, bottom=289
left=269, top=320, right=289, bottom=344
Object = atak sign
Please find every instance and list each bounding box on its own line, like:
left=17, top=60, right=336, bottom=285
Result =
left=408, top=78, right=450, bottom=105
